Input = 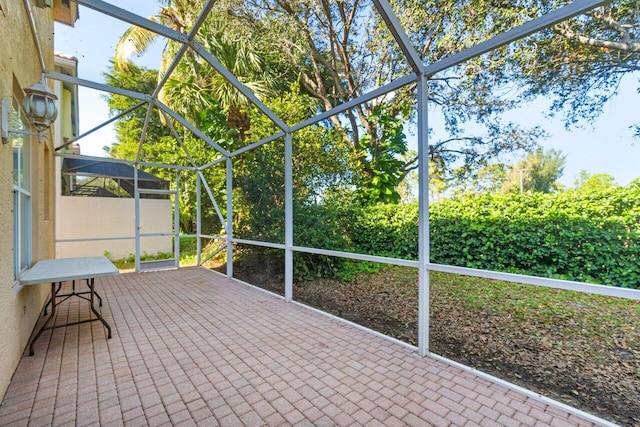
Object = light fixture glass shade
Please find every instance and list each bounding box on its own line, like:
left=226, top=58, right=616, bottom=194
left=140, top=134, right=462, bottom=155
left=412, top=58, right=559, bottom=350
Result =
left=22, top=76, right=58, bottom=133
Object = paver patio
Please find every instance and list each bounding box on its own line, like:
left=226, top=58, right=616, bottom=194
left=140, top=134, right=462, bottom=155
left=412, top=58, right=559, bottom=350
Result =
left=0, top=267, right=605, bottom=426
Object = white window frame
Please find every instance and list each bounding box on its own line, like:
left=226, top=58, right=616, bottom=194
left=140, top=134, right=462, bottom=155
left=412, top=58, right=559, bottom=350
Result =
left=11, top=97, right=32, bottom=281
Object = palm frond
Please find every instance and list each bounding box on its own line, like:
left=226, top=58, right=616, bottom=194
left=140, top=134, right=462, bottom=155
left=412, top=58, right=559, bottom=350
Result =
left=114, top=22, right=161, bottom=70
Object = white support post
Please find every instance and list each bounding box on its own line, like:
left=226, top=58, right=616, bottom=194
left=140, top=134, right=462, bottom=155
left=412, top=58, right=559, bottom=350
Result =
left=284, top=133, right=293, bottom=302
left=226, top=157, right=233, bottom=278
left=174, top=171, right=180, bottom=268
left=134, top=166, right=141, bottom=272
left=417, top=75, right=430, bottom=357
left=196, top=170, right=202, bottom=266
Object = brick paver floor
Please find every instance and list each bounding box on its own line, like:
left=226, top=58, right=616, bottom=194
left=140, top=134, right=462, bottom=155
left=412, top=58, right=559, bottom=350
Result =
left=0, top=267, right=607, bottom=426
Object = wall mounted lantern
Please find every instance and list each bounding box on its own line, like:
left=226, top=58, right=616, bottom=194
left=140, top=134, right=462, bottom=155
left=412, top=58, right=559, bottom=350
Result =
left=1, top=74, right=58, bottom=143
left=22, top=75, right=58, bottom=133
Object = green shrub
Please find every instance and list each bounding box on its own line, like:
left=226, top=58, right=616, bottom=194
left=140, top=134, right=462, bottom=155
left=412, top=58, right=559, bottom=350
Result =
left=345, top=203, right=419, bottom=260
left=235, top=186, right=640, bottom=288
left=292, top=203, right=354, bottom=281
left=347, top=187, right=639, bottom=288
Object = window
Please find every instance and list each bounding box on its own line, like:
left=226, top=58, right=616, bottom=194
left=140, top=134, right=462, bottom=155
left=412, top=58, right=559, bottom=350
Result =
left=12, top=97, right=31, bottom=280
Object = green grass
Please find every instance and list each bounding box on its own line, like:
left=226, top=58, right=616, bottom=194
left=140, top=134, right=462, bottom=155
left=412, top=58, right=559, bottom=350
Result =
left=362, top=265, right=639, bottom=347
left=435, top=273, right=639, bottom=350
left=107, top=236, right=200, bottom=270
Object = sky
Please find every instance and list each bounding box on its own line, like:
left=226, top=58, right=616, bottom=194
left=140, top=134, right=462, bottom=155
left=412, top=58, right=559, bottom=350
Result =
left=54, top=2, right=639, bottom=187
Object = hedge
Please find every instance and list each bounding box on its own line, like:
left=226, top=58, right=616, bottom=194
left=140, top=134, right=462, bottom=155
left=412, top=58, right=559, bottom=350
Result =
left=346, top=187, right=640, bottom=288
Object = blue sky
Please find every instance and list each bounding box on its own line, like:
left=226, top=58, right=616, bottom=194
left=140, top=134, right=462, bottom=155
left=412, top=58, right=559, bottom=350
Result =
left=55, top=2, right=639, bottom=187
left=504, top=77, right=639, bottom=187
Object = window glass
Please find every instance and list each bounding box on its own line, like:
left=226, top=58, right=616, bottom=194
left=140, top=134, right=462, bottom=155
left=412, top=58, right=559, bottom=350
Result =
left=12, top=98, right=29, bottom=188
left=11, top=96, right=31, bottom=279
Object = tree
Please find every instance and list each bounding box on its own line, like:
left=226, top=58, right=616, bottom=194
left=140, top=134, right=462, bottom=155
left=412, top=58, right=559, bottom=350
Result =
left=393, top=0, right=639, bottom=126
left=113, top=0, right=638, bottom=205
left=231, top=0, right=548, bottom=202
left=514, top=1, right=640, bottom=127
left=234, top=83, right=355, bottom=240
left=450, top=163, right=508, bottom=196
left=573, top=170, right=618, bottom=192
left=115, top=0, right=284, bottom=140
left=229, top=0, right=638, bottom=200
left=162, top=14, right=288, bottom=143
left=502, top=148, right=567, bottom=193
left=396, top=154, right=448, bottom=202
left=104, top=62, right=185, bottom=166
left=114, top=0, right=203, bottom=109
left=104, top=62, right=228, bottom=234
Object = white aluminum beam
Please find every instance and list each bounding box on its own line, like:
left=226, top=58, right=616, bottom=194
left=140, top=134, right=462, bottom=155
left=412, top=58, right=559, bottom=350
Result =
left=153, top=0, right=217, bottom=99
left=197, top=170, right=227, bottom=229
left=134, top=167, right=141, bottom=272
left=135, top=232, right=175, bottom=237
left=135, top=102, right=155, bottom=163
left=226, top=157, right=233, bottom=278
left=155, top=100, right=230, bottom=157
left=200, top=234, right=225, bottom=240
left=46, top=71, right=152, bottom=102
left=233, top=239, right=285, bottom=250
left=76, top=0, right=188, bottom=44
left=245, top=240, right=640, bottom=301
left=199, top=156, right=227, bottom=170
left=23, top=0, right=46, bottom=72
left=173, top=182, right=180, bottom=268
left=50, top=62, right=231, bottom=164
left=188, top=0, right=219, bottom=42
left=190, top=41, right=289, bottom=132
left=290, top=73, right=417, bottom=132
left=135, top=188, right=171, bottom=195
left=196, top=172, right=202, bottom=266
left=372, top=0, right=423, bottom=74
left=64, top=0, right=636, bottom=312
left=135, top=187, right=181, bottom=268
left=427, top=263, right=640, bottom=300
left=153, top=44, right=190, bottom=100
left=55, top=101, right=147, bottom=152
left=161, top=108, right=199, bottom=168
left=56, top=236, right=134, bottom=243
left=56, top=152, right=196, bottom=171
left=292, top=245, right=420, bottom=268
left=229, top=131, right=286, bottom=158
left=423, top=0, right=609, bottom=77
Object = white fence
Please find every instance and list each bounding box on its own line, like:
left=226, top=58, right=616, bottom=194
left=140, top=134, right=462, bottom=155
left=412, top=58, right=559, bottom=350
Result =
left=55, top=196, right=172, bottom=260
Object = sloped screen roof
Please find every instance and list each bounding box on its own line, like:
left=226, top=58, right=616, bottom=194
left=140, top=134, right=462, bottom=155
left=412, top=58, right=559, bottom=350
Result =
left=62, top=158, right=169, bottom=197
left=62, top=158, right=166, bottom=183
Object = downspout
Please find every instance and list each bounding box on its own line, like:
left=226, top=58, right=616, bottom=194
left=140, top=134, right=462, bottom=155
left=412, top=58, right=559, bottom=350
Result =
left=23, top=0, right=47, bottom=73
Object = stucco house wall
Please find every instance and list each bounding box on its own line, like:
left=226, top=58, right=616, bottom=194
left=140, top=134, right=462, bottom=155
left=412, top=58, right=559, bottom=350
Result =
left=0, top=0, right=62, bottom=401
